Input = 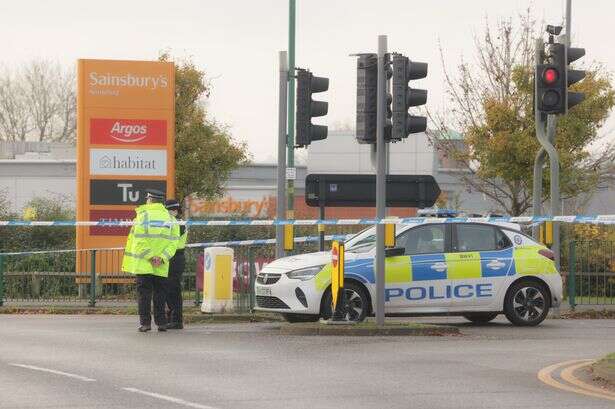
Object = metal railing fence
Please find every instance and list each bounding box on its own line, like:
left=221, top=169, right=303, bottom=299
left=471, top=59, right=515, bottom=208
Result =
left=0, top=227, right=360, bottom=311
left=567, top=240, right=615, bottom=309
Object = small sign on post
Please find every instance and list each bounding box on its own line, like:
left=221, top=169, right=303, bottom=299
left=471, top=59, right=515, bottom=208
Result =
left=285, top=167, right=297, bottom=180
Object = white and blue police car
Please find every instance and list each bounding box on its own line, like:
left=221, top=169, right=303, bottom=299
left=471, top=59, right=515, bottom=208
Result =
left=254, top=217, right=563, bottom=326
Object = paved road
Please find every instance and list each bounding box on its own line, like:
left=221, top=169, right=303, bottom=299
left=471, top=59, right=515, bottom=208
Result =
left=0, top=315, right=613, bottom=409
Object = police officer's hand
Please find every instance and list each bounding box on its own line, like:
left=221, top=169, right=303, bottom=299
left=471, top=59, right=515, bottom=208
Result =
left=150, top=257, right=162, bottom=267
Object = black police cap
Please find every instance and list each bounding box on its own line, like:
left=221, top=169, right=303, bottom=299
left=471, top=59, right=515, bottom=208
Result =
left=164, top=199, right=181, bottom=210
left=145, top=189, right=165, bottom=200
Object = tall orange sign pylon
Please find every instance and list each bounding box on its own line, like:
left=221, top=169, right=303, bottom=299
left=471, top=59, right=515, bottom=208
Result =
left=76, top=59, right=175, bottom=281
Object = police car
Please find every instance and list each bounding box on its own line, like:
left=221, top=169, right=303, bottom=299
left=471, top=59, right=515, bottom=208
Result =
left=254, top=215, right=563, bottom=326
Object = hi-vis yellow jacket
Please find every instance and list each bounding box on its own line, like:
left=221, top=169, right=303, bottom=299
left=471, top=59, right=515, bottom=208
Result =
left=121, top=203, right=180, bottom=277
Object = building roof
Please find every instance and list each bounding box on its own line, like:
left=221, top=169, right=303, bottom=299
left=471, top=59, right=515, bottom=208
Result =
left=435, top=129, right=464, bottom=140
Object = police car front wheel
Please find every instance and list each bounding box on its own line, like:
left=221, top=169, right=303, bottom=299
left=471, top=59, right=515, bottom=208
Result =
left=320, top=282, right=370, bottom=323
left=504, top=280, right=550, bottom=326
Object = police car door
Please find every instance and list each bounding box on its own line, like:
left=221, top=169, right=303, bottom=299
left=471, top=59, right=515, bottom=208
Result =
left=448, top=223, right=514, bottom=308
left=384, top=224, right=451, bottom=311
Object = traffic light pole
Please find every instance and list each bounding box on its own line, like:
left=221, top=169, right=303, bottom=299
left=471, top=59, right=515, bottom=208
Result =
left=547, top=115, right=561, bottom=271
left=375, top=34, right=387, bottom=326
left=276, top=51, right=288, bottom=259
left=566, top=0, right=572, bottom=48
left=532, top=148, right=546, bottom=240
left=532, top=36, right=547, bottom=241
left=286, top=0, right=296, bottom=222
left=533, top=38, right=561, bottom=270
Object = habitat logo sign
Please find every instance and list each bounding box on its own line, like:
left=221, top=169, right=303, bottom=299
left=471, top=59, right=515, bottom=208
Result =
left=89, top=149, right=167, bottom=176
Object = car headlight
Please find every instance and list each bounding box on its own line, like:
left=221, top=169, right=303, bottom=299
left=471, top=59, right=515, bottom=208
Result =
left=286, top=265, right=325, bottom=281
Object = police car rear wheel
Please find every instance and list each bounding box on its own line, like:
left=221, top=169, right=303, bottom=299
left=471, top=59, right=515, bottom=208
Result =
left=320, top=282, right=369, bottom=323
left=462, top=312, right=499, bottom=324
left=504, top=281, right=549, bottom=326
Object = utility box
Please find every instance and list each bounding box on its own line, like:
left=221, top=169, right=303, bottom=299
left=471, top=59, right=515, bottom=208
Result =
left=201, top=247, right=234, bottom=313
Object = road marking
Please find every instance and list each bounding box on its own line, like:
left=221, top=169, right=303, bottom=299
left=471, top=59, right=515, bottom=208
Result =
left=122, top=387, right=220, bottom=409
left=538, top=359, right=615, bottom=402
left=560, top=361, right=615, bottom=399
left=9, top=363, right=96, bottom=382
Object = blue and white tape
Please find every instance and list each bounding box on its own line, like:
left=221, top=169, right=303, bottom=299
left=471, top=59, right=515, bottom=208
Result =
left=0, top=235, right=353, bottom=256
left=1, top=214, right=615, bottom=227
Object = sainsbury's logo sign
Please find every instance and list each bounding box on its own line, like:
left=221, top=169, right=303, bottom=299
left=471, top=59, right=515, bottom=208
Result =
left=89, top=72, right=168, bottom=90
left=90, top=119, right=166, bottom=145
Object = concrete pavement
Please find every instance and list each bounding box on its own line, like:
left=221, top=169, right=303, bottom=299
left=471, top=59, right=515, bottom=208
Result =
left=0, top=315, right=614, bottom=409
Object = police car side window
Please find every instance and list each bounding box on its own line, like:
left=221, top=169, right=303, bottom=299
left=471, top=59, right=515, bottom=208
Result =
left=495, top=228, right=512, bottom=250
left=401, top=225, right=445, bottom=255
left=456, top=224, right=511, bottom=252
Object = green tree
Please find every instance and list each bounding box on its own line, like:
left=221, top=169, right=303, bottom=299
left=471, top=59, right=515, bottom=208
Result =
left=430, top=12, right=615, bottom=215
left=0, top=195, right=74, bottom=252
left=159, top=53, right=249, bottom=203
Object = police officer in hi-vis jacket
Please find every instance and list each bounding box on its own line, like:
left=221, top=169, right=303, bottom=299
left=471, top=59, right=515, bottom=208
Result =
left=122, top=189, right=180, bottom=332
left=164, top=199, right=187, bottom=329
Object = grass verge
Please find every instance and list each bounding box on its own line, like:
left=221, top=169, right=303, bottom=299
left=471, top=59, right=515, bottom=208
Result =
left=0, top=305, right=283, bottom=323
left=556, top=309, right=615, bottom=319
left=591, top=353, right=615, bottom=387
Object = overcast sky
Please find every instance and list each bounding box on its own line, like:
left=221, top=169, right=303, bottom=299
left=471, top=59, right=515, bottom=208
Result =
left=1, top=0, right=613, bottom=162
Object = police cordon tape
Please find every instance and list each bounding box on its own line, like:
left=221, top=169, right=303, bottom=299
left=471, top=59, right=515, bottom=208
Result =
left=0, top=234, right=352, bottom=256
left=1, top=214, right=615, bottom=227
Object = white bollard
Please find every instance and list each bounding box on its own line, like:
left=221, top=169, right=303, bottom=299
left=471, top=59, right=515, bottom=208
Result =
left=201, top=247, right=234, bottom=313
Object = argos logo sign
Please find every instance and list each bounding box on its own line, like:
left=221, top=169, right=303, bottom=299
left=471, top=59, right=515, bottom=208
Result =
left=110, top=122, right=147, bottom=142
left=90, top=118, right=167, bottom=145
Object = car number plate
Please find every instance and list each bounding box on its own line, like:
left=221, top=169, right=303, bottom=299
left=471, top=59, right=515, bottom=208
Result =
left=256, top=287, right=272, bottom=296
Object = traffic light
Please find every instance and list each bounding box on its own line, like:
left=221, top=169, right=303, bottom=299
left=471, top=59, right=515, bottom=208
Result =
left=356, top=54, right=377, bottom=144
left=535, top=60, right=564, bottom=114
left=384, top=54, right=393, bottom=141
left=537, top=41, right=586, bottom=115
left=556, top=42, right=586, bottom=111
left=356, top=53, right=393, bottom=144
left=295, top=68, right=329, bottom=147
left=392, top=54, right=428, bottom=141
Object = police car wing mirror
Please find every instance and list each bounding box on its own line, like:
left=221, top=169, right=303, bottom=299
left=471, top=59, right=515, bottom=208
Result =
left=385, top=247, right=405, bottom=257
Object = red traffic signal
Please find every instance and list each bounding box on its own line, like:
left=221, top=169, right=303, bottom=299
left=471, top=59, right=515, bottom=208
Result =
left=542, top=68, right=559, bottom=85
left=536, top=64, right=564, bottom=114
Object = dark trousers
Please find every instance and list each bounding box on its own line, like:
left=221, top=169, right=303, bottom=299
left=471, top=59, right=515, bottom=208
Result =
left=166, top=251, right=185, bottom=324
left=136, top=274, right=167, bottom=327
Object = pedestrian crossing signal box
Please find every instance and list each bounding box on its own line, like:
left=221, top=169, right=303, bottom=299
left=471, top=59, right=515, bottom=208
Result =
left=284, top=225, right=294, bottom=251
left=539, top=222, right=553, bottom=246
left=384, top=223, right=396, bottom=247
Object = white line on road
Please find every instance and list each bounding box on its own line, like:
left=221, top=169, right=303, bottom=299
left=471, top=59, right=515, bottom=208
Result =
left=9, top=363, right=96, bottom=382
left=122, top=387, right=220, bottom=409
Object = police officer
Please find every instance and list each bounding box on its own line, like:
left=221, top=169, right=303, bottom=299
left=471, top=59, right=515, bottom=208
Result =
left=164, top=199, right=187, bottom=329
left=122, top=189, right=180, bottom=332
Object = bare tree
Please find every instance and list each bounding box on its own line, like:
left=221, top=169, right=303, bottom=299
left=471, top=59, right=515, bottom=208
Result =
left=24, top=61, right=59, bottom=141
left=54, top=68, right=76, bottom=143
left=0, top=60, right=76, bottom=143
left=0, top=70, right=31, bottom=141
